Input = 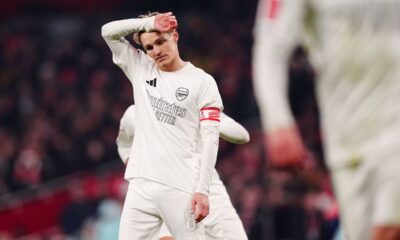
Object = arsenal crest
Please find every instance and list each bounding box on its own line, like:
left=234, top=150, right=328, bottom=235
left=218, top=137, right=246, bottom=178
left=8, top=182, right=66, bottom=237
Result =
left=175, top=87, right=189, bottom=101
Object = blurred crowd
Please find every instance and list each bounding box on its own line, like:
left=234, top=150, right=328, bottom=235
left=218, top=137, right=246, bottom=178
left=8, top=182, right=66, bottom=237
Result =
left=1, top=1, right=338, bottom=239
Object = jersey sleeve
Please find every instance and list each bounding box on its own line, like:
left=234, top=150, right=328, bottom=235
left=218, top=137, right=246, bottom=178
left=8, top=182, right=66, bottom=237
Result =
left=198, top=74, right=224, bottom=120
left=116, top=105, right=136, bottom=164
left=195, top=75, right=223, bottom=195
left=219, top=113, right=250, bottom=144
left=101, top=17, right=154, bottom=83
left=252, top=0, right=305, bottom=131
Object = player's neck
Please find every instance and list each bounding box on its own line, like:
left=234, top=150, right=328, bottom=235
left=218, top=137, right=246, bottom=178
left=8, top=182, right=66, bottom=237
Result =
left=159, top=57, right=186, bottom=72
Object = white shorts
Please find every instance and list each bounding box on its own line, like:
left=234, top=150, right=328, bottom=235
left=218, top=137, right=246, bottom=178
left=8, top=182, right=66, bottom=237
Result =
left=331, top=151, right=400, bottom=240
left=119, top=178, right=205, bottom=240
left=159, top=184, right=247, bottom=240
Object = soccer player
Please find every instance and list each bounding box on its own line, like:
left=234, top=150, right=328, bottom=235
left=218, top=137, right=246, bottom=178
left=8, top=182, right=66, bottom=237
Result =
left=253, top=1, right=400, bottom=240
left=102, top=12, right=223, bottom=239
left=116, top=105, right=249, bottom=240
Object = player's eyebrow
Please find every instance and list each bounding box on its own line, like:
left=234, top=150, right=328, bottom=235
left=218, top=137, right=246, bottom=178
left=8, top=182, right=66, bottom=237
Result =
left=143, top=36, right=167, bottom=50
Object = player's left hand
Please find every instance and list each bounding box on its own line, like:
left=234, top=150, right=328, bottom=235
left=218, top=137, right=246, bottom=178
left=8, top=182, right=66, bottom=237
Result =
left=191, top=192, right=209, bottom=223
left=154, top=12, right=178, bottom=32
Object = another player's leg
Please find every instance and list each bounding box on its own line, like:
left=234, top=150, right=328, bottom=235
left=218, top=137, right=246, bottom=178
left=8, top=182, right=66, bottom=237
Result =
left=332, top=151, right=400, bottom=240
left=203, top=206, right=247, bottom=240
left=331, top=160, right=373, bottom=240
left=204, top=185, right=248, bottom=240
left=370, top=153, right=400, bottom=240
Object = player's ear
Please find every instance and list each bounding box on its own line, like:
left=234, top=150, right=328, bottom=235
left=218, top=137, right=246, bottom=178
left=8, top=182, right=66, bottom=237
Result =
left=172, top=30, right=179, bottom=42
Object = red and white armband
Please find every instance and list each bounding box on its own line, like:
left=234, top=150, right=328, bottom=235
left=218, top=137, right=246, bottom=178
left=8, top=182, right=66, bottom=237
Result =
left=200, top=107, right=221, bottom=122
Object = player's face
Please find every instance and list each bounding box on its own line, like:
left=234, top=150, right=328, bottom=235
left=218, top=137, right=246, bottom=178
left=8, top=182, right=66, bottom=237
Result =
left=141, top=31, right=179, bottom=71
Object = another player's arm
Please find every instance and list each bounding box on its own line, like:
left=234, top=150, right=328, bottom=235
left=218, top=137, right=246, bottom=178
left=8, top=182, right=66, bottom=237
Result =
left=219, top=113, right=250, bottom=144
left=252, top=0, right=306, bottom=167
left=116, top=106, right=136, bottom=165
left=116, top=127, right=131, bottom=165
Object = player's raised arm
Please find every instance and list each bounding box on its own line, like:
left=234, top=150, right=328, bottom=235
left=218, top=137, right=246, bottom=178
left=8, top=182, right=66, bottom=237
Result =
left=252, top=0, right=307, bottom=168
left=219, top=113, right=250, bottom=144
left=101, top=12, right=177, bottom=73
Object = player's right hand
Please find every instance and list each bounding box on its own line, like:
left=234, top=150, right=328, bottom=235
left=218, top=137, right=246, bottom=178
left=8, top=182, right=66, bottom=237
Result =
left=265, top=126, right=307, bottom=168
left=191, top=192, right=209, bottom=223
left=154, top=12, right=178, bottom=32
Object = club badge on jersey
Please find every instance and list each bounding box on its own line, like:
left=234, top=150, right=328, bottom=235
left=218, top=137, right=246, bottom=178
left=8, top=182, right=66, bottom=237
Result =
left=200, top=107, right=221, bottom=122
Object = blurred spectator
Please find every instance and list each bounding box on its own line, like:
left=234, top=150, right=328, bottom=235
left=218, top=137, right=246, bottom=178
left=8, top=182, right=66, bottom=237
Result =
left=59, top=178, right=99, bottom=237
left=92, top=199, right=122, bottom=240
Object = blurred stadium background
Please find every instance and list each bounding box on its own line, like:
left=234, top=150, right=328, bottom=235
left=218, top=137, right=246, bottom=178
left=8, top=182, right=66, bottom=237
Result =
left=0, top=0, right=338, bottom=239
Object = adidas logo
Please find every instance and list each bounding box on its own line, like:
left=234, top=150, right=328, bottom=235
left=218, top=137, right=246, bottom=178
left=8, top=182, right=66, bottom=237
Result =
left=146, top=78, right=157, bottom=87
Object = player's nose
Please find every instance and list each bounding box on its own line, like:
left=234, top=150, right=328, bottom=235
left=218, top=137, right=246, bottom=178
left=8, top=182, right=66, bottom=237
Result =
left=153, top=45, right=162, bottom=55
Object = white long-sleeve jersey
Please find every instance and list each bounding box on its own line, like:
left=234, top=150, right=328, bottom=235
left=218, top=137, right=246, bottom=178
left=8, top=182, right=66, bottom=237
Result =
left=102, top=18, right=223, bottom=194
left=253, top=0, right=400, bottom=168
left=116, top=106, right=250, bottom=187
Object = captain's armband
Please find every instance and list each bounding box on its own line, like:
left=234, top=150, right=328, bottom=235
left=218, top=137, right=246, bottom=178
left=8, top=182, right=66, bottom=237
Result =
left=200, top=107, right=221, bottom=122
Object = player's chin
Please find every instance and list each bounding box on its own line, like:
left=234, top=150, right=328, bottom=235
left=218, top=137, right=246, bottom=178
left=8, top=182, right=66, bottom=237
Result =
left=156, top=56, right=169, bottom=66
